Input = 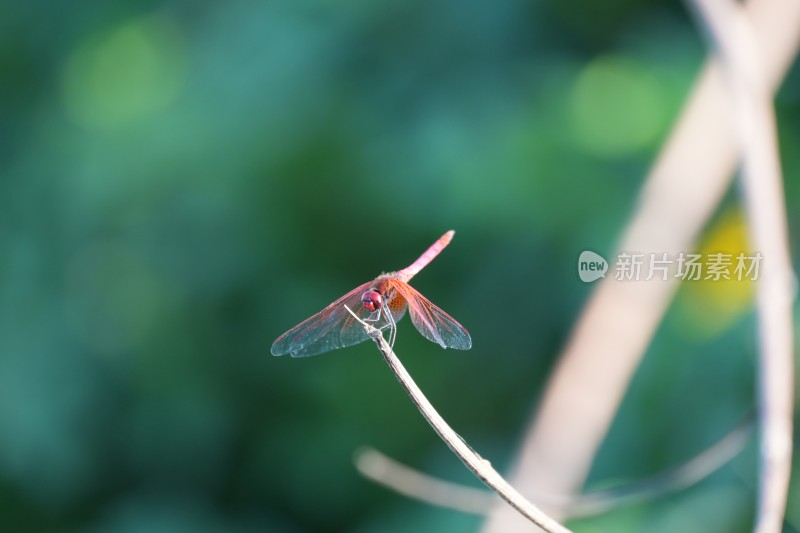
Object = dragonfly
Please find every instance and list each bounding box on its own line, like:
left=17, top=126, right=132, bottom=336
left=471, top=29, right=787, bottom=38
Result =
left=271, top=230, right=472, bottom=357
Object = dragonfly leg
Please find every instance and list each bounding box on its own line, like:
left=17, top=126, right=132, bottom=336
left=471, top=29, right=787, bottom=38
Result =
left=384, top=308, right=397, bottom=350
left=364, top=308, right=382, bottom=323
left=362, top=306, right=395, bottom=348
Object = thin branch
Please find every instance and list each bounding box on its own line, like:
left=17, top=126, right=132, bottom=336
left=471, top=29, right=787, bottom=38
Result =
left=356, top=414, right=754, bottom=518
left=343, top=306, right=572, bottom=533
left=355, top=447, right=496, bottom=513
left=687, top=1, right=796, bottom=532
left=568, top=413, right=754, bottom=518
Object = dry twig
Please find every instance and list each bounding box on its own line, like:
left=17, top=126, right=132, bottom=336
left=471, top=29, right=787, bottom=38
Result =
left=687, top=0, right=795, bottom=531
left=483, top=0, right=800, bottom=530
left=356, top=414, right=753, bottom=518
left=344, top=305, right=572, bottom=533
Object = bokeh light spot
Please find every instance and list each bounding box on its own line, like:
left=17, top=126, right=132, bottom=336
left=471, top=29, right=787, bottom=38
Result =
left=677, top=209, right=756, bottom=338
left=62, top=15, right=184, bottom=129
left=569, top=55, right=666, bottom=156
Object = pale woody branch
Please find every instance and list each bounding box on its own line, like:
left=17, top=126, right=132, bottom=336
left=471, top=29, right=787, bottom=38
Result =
left=344, top=305, right=573, bottom=533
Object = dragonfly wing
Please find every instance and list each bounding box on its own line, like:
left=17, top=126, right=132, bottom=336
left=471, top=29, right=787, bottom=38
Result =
left=271, top=281, right=376, bottom=357
left=390, top=281, right=471, bottom=350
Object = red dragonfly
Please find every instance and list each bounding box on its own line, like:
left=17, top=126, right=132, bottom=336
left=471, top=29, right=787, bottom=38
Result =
left=271, top=230, right=471, bottom=357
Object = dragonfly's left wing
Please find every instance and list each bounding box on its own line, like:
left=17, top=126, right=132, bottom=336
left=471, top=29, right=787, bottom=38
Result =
left=390, top=281, right=472, bottom=350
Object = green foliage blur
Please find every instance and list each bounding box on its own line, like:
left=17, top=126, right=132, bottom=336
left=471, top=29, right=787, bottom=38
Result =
left=2, top=0, right=799, bottom=531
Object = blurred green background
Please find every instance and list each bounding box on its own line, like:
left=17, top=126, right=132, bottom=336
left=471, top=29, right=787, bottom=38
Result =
left=1, top=0, right=799, bottom=531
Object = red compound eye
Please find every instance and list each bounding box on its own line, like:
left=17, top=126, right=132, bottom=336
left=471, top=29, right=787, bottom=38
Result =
left=361, top=290, right=382, bottom=312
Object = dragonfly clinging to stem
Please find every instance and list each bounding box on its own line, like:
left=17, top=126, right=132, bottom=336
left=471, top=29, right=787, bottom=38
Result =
left=271, top=230, right=472, bottom=357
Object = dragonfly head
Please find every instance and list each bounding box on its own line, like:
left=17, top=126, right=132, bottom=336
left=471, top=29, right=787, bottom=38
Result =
left=361, top=290, right=383, bottom=312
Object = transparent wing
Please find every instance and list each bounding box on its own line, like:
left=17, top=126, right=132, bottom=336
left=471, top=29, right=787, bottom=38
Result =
left=271, top=282, right=375, bottom=357
left=389, top=280, right=472, bottom=350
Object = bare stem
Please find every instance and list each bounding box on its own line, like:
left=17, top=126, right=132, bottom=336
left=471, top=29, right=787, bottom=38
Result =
left=687, top=1, right=796, bottom=531
left=355, top=447, right=497, bottom=514
left=356, top=414, right=753, bottom=518
left=344, top=306, right=572, bottom=533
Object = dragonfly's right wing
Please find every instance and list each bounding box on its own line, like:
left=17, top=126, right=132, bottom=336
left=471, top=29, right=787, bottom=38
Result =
left=271, top=281, right=377, bottom=357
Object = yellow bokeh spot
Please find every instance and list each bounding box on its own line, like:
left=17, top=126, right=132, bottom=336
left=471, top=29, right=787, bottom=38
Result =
left=677, top=209, right=757, bottom=338
left=569, top=55, right=667, bottom=157
left=62, top=15, right=184, bottom=129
